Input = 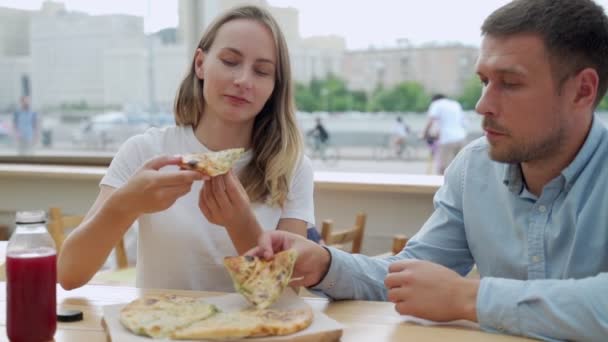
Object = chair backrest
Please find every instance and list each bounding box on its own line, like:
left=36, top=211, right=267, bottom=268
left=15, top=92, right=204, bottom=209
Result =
left=47, top=207, right=128, bottom=269
left=321, top=212, right=366, bottom=253
left=391, top=234, right=409, bottom=255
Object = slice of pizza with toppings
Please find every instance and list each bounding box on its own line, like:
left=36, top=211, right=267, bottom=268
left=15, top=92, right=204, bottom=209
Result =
left=119, top=294, right=219, bottom=339
left=171, top=306, right=313, bottom=340
left=179, top=148, right=244, bottom=176
left=223, top=249, right=298, bottom=309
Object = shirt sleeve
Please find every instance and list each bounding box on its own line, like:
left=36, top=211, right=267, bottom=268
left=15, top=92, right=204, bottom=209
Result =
left=478, top=273, right=608, bottom=341
left=312, top=146, right=476, bottom=299
left=100, top=134, right=150, bottom=189
left=428, top=101, right=441, bottom=119
left=281, top=155, right=315, bottom=227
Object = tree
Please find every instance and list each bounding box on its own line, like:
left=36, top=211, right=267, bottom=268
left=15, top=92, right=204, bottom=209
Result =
left=294, top=83, right=319, bottom=112
left=368, top=81, right=429, bottom=112
left=597, top=94, right=608, bottom=111
left=458, top=76, right=483, bottom=110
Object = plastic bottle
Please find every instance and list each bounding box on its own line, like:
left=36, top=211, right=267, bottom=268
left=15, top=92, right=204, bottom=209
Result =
left=6, top=210, right=57, bottom=342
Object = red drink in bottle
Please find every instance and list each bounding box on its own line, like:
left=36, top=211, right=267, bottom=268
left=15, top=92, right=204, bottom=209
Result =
left=6, top=211, right=57, bottom=342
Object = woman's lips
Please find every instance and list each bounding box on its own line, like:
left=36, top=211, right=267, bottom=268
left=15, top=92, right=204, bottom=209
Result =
left=224, top=95, right=250, bottom=106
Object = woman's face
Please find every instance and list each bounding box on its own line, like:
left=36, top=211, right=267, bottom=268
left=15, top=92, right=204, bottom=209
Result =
left=195, top=19, right=277, bottom=125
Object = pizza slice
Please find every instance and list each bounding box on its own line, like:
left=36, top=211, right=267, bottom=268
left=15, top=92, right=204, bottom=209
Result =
left=179, top=148, right=244, bottom=176
left=171, top=306, right=313, bottom=340
left=223, top=249, right=298, bottom=309
left=119, top=294, right=219, bottom=339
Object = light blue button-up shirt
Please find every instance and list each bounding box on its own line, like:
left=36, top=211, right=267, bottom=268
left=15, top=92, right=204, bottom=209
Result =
left=313, top=116, right=608, bottom=341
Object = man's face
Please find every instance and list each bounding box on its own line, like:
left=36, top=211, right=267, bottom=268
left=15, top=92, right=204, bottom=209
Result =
left=475, top=34, right=571, bottom=164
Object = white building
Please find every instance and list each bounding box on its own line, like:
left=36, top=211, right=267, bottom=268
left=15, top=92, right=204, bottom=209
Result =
left=30, top=6, right=145, bottom=109
left=292, top=36, right=345, bottom=84
left=0, top=56, right=31, bottom=111
left=0, top=7, right=32, bottom=110
left=342, top=44, right=478, bottom=97
left=178, top=0, right=343, bottom=84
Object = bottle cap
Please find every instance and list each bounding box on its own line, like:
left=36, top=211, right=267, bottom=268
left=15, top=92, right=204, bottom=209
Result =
left=57, top=309, right=83, bottom=322
left=15, top=210, right=47, bottom=224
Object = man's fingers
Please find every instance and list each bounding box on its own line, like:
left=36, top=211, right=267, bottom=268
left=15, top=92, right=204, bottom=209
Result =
left=144, top=155, right=182, bottom=170
left=387, top=286, right=412, bottom=304
left=384, top=270, right=412, bottom=289
left=388, top=259, right=415, bottom=273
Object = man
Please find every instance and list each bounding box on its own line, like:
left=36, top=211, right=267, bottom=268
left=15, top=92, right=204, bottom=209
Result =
left=391, top=116, right=410, bottom=157
left=12, top=96, right=38, bottom=154
left=306, top=117, right=329, bottom=156
left=248, top=0, right=608, bottom=340
left=423, top=94, right=467, bottom=174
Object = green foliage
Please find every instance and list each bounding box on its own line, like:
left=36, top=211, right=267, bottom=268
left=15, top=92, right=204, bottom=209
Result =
left=597, top=94, right=608, bottom=111
left=295, top=76, right=428, bottom=113
left=368, top=82, right=429, bottom=112
left=458, top=76, right=483, bottom=110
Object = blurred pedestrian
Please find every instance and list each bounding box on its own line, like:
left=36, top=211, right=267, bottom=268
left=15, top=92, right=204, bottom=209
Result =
left=423, top=94, right=467, bottom=174
left=12, top=96, right=38, bottom=154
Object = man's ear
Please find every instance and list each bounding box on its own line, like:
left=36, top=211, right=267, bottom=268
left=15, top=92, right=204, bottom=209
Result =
left=572, top=68, right=599, bottom=109
left=194, top=48, right=205, bottom=80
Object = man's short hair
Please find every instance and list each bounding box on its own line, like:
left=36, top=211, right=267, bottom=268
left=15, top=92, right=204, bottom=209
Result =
left=431, top=94, right=445, bottom=103
left=481, top=0, right=608, bottom=107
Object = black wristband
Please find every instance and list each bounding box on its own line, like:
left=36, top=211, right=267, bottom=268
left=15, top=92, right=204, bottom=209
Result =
left=309, top=245, right=333, bottom=288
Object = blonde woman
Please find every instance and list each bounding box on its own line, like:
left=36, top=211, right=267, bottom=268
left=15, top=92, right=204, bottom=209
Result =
left=58, top=6, right=314, bottom=292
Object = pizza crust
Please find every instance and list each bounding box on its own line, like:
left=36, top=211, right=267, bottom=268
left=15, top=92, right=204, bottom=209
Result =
left=119, top=294, right=219, bottom=339
left=180, top=148, right=245, bottom=176
left=172, top=306, right=313, bottom=340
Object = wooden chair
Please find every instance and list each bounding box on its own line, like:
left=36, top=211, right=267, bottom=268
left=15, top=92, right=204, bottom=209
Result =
left=321, top=213, right=366, bottom=253
left=47, top=207, right=134, bottom=285
left=374, top=234, right=409, bottom=258
left=391, top=234, right=409, bottom=255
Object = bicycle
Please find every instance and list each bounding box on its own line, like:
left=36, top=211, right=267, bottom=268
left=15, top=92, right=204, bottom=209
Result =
left=305, top=135, right=340, bottom=166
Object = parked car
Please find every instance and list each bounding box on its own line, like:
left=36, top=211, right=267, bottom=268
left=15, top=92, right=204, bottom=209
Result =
left=0, top=120, right=13, bottom=147
left=71, top=112, right=151, bottom=150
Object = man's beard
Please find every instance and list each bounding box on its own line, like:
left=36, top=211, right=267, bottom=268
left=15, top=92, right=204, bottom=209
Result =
left=485, top=117, right=565, bottom=164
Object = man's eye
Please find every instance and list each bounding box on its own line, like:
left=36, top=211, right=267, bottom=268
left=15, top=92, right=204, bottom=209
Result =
left=502, top=82, right=520, bottom=89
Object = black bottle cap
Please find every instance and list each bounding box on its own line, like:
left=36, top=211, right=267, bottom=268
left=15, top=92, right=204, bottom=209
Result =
left=57, top=309, right=83, bottom=322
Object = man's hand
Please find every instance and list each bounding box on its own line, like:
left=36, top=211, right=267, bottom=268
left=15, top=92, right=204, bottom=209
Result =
left=384, top=260, right=479, bottom=322
left=114, top=155, right=204, bottom=216
left=247, top=231, right=331, bottom=288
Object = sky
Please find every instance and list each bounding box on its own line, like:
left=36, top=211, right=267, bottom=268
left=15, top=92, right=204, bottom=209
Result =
left=3, top=0, right=608, bottom=49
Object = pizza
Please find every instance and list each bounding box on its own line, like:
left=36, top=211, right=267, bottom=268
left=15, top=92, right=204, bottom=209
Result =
left=172, top=306, right=313, bottom=340
left=118, top=294, right=313, bottom=340
left=179, top=148, right=244, bottom=176
left=119, top=294, right=218, bottom=339
left=223, top=249, right=298, bottom=309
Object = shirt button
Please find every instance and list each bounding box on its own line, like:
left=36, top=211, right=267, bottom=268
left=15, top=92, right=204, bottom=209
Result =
left=532, top=255, right=540, bottom=263
left=538, top=205, right=547, bottom=213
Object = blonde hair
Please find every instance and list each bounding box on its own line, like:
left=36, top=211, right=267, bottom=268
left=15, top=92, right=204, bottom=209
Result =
left=174, top=5, right=302, bottom=206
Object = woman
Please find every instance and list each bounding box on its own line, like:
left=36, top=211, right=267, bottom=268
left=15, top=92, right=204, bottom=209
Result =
left=58, top=6, right=314, bottom=292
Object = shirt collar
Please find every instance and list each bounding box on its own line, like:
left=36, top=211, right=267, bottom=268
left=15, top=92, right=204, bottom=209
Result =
left=502, top=114, right=605, bottom=194
left=503, top=163, right=524, bottom=194
left=560, top=114, right=605, bottom=190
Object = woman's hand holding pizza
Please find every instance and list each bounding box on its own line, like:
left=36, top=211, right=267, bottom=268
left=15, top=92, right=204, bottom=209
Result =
left=116, top=155, right=205, bottom=216
left=199, top=169, right=257, bottom=230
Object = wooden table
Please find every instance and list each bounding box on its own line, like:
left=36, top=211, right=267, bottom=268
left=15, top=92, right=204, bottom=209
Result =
left=0, top=283, right=533, bottom=341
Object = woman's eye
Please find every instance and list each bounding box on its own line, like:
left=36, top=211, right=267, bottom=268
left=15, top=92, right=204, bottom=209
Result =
left=221, top=59, right=237, bottom=66
left=255, top=69, right=271, bottom=77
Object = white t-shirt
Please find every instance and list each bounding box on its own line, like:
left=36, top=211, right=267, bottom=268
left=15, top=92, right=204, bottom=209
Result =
left=428, top=98, right=467, bottom=145
left=392, top=122, right=407, bottom=138
left=100, top=125, right=315, bottom=291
